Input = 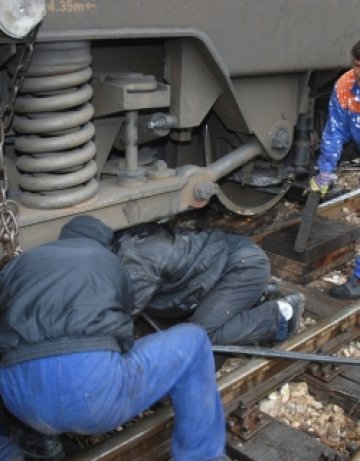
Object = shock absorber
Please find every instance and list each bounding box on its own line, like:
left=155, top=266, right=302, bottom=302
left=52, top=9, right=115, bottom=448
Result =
left=10, top=41, right=98, bottom=209
left=293, top=113, right=312, bottom=175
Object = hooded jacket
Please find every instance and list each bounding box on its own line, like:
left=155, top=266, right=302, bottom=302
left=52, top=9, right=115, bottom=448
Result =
left=0, top=216, right=134, bottom=366
left=117, top=224, right=230, bottom=318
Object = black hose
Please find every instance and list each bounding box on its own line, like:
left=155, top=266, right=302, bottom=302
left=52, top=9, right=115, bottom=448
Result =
left=212, top=344, right=360, bottom=366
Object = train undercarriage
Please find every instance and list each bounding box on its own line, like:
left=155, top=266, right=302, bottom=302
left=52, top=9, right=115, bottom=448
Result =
left=0, top=0, right=356, bottom=253
left=1, top=2, right=360, bottom=460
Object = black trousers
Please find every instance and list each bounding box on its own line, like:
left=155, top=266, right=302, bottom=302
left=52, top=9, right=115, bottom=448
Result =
left=190, top=235, right=279, bottom=344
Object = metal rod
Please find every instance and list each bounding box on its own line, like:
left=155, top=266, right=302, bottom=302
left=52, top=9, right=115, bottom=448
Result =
left=140, top=312, right=161, bottom=332
left=212, top=344, right=360, bottom=366
left=206, top=137, right=263, bottom=181
left=125, top=110, right=138, bottom=171
left=293, top=190, right=320, bottom=253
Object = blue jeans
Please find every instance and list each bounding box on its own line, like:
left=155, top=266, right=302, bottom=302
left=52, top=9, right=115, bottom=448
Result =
left=0, top=324, right=225, bottom=461
left=353, top=255, right=360, bottom=278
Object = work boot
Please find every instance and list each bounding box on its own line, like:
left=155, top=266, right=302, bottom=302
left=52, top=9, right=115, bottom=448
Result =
left=329, top=275, right=360, bottom=299
left=285, top=292, right=305, bottom=336
left=9, top=423, right=63, bottom=460
left=264, top=281, right=282, bottom=298
left=258, top=281, right=282, bottom=305
left=275, top=292, right=305, bottom=340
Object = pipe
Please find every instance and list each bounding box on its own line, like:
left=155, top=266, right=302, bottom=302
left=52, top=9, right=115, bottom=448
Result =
left=206, top=137, right=263, bottom=182
left=293, top=113, right=312, bottom=174
left=125, top=111, right=139, bottom=171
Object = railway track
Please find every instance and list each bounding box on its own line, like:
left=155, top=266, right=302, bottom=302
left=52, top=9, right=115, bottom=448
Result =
left=68, top=190, right=360, bottom=461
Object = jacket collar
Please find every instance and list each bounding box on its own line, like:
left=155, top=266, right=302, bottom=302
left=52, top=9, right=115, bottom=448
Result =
left=350, top=71, right=360, bottom=102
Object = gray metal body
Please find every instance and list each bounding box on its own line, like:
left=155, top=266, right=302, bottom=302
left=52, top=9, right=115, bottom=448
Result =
left=0, top=0, right=359, bottom=249
left=38, top=0, right=360, bottom=75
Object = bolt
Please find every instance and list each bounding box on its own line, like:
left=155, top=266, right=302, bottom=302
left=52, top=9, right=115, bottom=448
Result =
left=194, top=182, right=216, bottom=201
left=271, top=128, right=291, bottom=150
left=310, top=363, right=319, bottom=373
left=152, top=159, right=168, bottom=171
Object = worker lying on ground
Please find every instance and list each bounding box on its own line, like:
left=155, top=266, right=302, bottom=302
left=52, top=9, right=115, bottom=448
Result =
left=0, top=216, right=231, bottom=461
left=117, top=223, right=305, bottom=344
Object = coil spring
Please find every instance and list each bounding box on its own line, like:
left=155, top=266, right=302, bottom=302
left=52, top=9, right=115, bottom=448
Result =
left=11, top=42, right=98, bottom=209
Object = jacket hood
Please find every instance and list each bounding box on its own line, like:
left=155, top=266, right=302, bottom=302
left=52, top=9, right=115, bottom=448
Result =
left=59, top=215, right=113, bottom=248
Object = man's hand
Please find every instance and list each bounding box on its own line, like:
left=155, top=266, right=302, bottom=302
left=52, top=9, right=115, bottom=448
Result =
left=309, top=172, right=337, bottom=196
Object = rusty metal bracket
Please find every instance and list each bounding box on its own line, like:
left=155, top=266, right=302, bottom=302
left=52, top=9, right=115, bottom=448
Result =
left=227, top=403, right=270, bottom=441
left=306, top=363, right=342, bottom=383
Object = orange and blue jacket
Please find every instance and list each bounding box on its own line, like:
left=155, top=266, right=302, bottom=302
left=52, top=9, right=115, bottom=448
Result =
left=318, top=69, right=360, bottom=172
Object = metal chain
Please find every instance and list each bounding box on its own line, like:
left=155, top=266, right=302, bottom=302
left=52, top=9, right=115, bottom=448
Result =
left=0, top=24, right=40, bottom=268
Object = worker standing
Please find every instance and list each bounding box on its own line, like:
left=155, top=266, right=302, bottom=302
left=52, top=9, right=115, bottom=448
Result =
left=309, top=39, right=360, bottom=299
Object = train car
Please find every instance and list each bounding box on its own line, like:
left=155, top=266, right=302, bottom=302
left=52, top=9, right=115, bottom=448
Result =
left=0, top=0, right=359, bottom=254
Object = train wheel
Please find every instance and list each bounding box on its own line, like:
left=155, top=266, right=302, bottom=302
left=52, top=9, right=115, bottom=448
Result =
left=204, top=125, right=291, bottom=216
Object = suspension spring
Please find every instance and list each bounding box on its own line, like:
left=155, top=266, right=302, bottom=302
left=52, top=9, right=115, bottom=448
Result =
left=10, top=41, right=98, bottom=209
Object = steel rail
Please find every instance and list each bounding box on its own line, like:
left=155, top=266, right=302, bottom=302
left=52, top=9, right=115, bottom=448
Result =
left=69, top=301, right=360, bottom=461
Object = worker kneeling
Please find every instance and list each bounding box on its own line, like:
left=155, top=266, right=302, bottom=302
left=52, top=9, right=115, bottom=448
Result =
left=116, top=223, right=305, bottom=344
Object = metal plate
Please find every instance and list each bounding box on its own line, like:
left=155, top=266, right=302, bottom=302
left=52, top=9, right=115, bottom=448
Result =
left=227, top=418, right=337, bottom=461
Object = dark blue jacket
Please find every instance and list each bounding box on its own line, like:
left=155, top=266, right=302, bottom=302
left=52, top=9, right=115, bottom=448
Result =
left=0, top=217, right=134, bottom=366
left=117, top=225, right=230, bottom=318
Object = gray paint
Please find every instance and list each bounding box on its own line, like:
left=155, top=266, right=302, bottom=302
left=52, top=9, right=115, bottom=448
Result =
left=39, top=0, right=360, bottom=74
left=1, top=0, right=359, bottom=251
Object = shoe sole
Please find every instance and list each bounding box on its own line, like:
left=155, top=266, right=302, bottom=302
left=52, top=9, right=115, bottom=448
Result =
left=288, top=294, right=305, bottom=336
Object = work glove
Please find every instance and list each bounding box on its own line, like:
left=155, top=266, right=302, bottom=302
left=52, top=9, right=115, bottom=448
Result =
left=309, top=172, right=337, bottom=196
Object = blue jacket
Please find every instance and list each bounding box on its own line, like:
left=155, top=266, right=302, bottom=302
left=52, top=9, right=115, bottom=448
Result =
left=0, top=217, right=134, bottom=366
left=318, top=69, right=360, bottom=172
